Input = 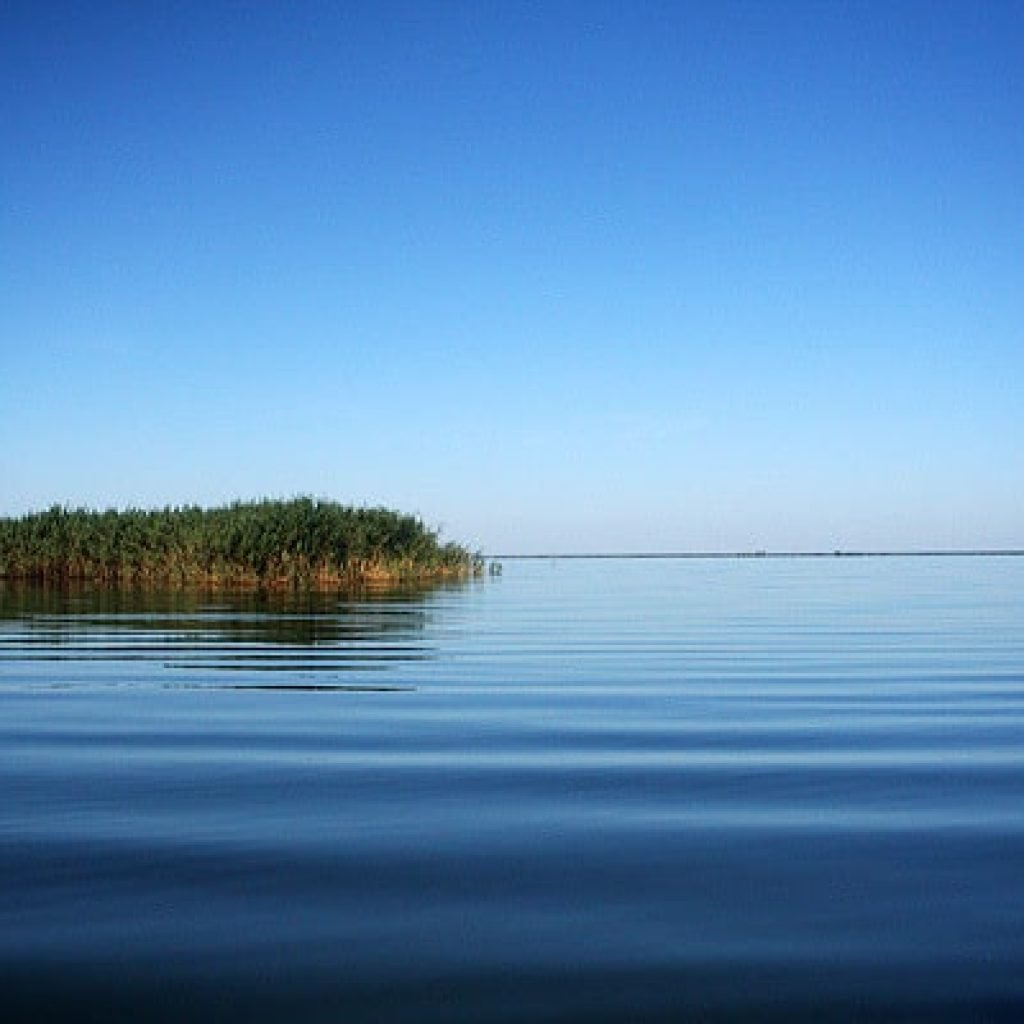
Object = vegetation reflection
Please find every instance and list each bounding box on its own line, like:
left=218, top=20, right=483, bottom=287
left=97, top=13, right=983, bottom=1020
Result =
left=0, top=577, right=469, bottom=676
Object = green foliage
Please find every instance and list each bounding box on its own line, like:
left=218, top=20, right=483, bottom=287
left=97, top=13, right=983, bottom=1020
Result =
left=0, top=498, right=482, bottom=587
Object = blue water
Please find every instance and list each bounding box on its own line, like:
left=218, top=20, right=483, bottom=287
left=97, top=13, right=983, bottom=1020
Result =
left=2, top=557, right=1023, bottom=1021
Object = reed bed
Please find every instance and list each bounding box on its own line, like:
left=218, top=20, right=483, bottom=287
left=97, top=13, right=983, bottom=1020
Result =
left=0, top=498, right=482, bottom=588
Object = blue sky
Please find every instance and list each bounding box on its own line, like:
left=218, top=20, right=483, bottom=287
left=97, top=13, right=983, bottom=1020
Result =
left=2, top=0, right=1021, bottom=553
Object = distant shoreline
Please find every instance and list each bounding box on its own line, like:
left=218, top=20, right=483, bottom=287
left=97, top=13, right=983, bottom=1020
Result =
left=489, top=550, right=1024, bottom=560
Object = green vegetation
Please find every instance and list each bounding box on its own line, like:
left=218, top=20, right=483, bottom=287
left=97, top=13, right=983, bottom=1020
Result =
left=0, top=498, right=482, bottom=588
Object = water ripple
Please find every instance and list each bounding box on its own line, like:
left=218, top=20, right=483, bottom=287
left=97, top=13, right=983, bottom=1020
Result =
left=2, top=559, right=1024, bottom=1020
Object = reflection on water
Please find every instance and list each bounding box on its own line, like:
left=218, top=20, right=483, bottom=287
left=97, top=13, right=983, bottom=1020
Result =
left=0, top=580, right=464, bottom=680
left=2, top=559, right=1024, bottom=1022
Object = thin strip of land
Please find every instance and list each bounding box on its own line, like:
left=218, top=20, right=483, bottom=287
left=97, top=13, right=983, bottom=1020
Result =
left=0, top=498, right=482, bottom=588
left=491, top=550, right=1024, bottom=559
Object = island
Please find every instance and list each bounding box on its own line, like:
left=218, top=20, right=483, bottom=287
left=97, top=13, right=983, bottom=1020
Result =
left=0, top=498, right=482, bottom=588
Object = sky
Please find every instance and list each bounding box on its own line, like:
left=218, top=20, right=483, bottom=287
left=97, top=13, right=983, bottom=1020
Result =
left=2, top=0, right=1022, bottom=554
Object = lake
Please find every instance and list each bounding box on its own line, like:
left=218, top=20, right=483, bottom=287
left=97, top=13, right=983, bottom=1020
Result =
left=2, top=556, right=1023, bottom=1021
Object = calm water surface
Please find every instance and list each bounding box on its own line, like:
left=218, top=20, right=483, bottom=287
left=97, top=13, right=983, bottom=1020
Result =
left=2, top=557, right=1023, bottom=1021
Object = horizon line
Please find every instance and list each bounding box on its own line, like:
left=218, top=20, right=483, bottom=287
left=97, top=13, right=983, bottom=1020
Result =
left=486, top=549, right=1024, bottom=560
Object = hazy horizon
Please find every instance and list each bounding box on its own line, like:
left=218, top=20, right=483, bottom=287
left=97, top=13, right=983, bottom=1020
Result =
left=3, top=1, right=1021, bottom=555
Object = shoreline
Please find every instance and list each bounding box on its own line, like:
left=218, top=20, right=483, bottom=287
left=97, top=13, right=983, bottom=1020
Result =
left=489, top=549, right=1024, bottom=560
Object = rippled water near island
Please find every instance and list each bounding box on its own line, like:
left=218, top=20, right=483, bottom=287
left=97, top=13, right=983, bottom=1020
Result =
left=2, top=557, right=1023, bottom=1021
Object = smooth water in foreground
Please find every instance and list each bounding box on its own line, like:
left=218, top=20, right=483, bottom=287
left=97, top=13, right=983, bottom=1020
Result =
left=2, top=557, right=1023, bottom=1022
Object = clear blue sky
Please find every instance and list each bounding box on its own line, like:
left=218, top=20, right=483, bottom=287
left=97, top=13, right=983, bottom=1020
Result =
left=2, top=0, right=1021, bottom=553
